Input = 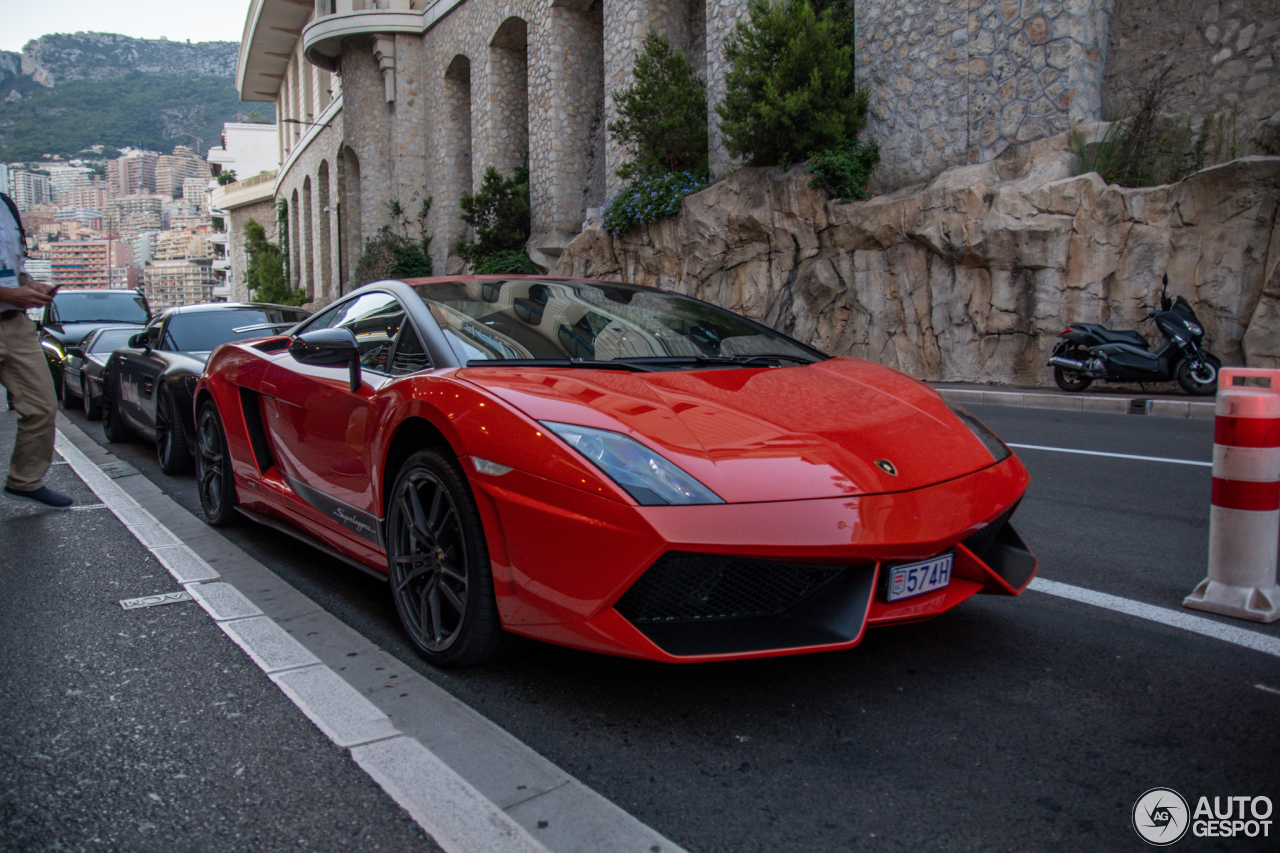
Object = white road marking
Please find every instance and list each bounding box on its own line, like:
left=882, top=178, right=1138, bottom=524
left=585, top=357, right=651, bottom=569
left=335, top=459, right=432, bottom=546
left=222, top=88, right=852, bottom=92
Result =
left=1029, top=578, right=1280, bottom=658
left=1256, top=684, right=1280, bottom=696
left=1008, top=443, right=1212, bottom=467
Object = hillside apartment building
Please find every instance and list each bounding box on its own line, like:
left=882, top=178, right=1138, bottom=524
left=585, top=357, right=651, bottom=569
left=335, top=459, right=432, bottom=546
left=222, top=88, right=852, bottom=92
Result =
left=217, top=0, right=1277, bottom=306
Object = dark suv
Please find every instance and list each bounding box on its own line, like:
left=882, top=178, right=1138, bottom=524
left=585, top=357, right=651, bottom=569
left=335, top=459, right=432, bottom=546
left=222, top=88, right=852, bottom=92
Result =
left=37, top=288, right=151, bottom=399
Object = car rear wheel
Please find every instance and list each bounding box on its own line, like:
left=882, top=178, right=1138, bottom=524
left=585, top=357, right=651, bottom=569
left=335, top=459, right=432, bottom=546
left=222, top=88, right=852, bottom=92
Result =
left=102, top=394, right=130, bottom=443
left=156, top=385, right=193, bottom=474
left=195, top=401, right=238, bottom=526
left=386, top=449, right=510, bottom=667
left=82, top=376, right=102, bottom=420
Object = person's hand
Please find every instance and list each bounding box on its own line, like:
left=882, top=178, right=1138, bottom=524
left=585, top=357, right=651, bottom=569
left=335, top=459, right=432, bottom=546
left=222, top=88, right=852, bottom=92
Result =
left=17, top=272, right=53, bottom=294
left=3, top=283, right=53, bottom=309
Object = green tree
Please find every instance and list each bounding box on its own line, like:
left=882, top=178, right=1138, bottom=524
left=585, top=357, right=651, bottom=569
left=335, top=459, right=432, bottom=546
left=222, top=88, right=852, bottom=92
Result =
left=717, top=0, right=869, bottom=168
left=455, top=166, right=533, bottom=267
left=609, top=31, right=709, bottom=180
left=355, top=198, right=434, bottom=285
left=243, top=218, right=306, bottom=306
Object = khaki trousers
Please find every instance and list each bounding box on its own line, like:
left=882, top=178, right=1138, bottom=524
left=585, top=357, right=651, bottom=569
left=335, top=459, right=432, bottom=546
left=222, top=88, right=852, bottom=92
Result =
left=0, top=312, right=57, bottom=491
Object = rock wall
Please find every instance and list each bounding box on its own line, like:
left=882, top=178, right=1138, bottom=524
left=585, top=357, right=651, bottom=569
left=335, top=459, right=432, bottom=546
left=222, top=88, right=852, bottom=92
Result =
left=19, top=33, right=237, bottom=87
left=553, top=133, right=1280, bottom=383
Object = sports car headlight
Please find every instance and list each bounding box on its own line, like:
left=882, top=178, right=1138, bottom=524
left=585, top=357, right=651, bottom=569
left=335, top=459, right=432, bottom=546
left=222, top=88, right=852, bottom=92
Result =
left=541, top=422, right=723, bottom=506
left=945, top=403, right=1012, bottom=463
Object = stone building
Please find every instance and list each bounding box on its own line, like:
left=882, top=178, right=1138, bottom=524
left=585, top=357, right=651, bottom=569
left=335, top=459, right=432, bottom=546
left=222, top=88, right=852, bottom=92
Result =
left=232, top=0, right=1279, bottom=304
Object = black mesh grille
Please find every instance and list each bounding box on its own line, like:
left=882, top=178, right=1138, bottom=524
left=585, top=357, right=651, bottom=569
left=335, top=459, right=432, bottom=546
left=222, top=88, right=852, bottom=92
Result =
left=616, top=552, right=849, bottom=624
left=253, top=338, right=290, bottom=353
left=962, top=505, right=1016, bottom=561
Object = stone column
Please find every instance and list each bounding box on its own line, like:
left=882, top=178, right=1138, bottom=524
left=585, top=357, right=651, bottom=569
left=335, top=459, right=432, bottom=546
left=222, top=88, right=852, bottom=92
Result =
left=528, top=0, right=606, bottom=269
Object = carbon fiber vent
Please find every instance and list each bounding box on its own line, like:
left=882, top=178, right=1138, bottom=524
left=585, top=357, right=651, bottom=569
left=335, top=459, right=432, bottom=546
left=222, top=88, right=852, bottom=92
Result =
left=962, top=505, right=1016, bottom=561
left=616, top=553, right=849, bottom=624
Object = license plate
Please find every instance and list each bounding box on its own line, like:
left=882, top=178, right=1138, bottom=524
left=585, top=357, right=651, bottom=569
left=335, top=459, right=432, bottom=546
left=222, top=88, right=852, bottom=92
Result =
left=886, top=554, right=953, bottom=602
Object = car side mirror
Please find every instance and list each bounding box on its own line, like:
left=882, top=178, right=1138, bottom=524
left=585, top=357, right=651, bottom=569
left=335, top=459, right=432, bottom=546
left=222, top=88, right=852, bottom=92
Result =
left=129, top=332, right=150, bottom=350
left=65, top=346, right=84, bottom=360
left=288, top=328, right=362, bottom=392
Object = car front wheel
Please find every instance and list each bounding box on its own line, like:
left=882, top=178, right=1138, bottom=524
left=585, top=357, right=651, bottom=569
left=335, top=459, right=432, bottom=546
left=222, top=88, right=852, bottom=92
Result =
left=102, top=394, right=130, bottom=443
left=386, top=449, right=511, bottom=667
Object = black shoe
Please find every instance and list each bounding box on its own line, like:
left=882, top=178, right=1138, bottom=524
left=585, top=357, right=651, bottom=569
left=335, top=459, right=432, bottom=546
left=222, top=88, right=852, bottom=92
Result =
left=4, top=485, right=74, bottom=508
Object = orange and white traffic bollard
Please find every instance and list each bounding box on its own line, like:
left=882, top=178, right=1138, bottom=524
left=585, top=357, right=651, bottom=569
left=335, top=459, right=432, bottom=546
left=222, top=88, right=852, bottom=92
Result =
left=1184, top=367, right=1280, bottom=622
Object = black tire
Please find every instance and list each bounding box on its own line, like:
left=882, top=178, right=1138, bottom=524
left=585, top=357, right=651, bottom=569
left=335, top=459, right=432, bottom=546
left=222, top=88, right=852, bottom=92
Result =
left=1176, top=356, right=1218, bottom=396
left=82, top=376, right=103, bottom=421
left=60, top=369, right=81, bottom=408
left=386, top=449, right=510, bottom=667
left=195, top=401, right=238, bottom=526
left=1053, top=364, right=1093, bottom=392
left=155, top=385, right=193, bottom=474
left=102, top=394, right=130, bottom=443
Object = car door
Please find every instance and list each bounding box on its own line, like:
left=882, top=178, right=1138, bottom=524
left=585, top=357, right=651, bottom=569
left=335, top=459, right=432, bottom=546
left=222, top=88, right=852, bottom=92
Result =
left=261, top=291, right=417, bottom=545
left=113, top=316, right=169, bottom=438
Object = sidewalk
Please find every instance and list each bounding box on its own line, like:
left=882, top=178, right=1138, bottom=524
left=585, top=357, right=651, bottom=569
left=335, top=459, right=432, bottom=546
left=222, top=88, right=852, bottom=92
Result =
left=929, top=381, right=1217, bottom=419
left=1, top=410, right=682, bottom=853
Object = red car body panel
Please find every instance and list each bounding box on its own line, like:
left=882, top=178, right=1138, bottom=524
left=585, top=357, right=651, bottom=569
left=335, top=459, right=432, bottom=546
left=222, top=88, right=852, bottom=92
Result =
left=196, top=278, right=1036, bottom=663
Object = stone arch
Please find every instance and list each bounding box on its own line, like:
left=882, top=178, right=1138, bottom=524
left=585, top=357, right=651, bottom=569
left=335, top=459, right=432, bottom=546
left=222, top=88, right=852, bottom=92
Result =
left=339, top=145, right=362, bottom=290
left=442, top=54, right=473, bottom=272
left=485, top=17, right=529, bottom=181
left=302, top=175, right=314, bottom=300
left=317, top=160, right=333, bottom=301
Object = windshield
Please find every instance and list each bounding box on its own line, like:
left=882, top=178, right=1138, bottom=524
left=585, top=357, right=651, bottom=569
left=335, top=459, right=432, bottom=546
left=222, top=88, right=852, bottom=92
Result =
left=86, top=328, right=137, bottom=354
left=166, top=309, right=305, bottom=352
left=51, top=292, right=148, bottom=325
left=412, top=279, right=823, bottom=367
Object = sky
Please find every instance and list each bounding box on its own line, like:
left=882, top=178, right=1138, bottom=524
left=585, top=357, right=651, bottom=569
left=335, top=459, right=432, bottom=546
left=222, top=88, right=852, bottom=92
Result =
left=0, top=0, right=254, bottom=53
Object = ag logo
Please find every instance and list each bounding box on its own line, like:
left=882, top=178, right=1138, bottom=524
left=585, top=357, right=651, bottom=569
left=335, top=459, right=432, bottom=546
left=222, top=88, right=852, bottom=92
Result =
left=1133, top=787, right=1190, bottom=845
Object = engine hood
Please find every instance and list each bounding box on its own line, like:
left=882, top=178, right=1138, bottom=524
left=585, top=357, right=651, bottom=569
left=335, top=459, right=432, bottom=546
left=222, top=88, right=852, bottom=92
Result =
left=459, top=358, right=1004, bottom=503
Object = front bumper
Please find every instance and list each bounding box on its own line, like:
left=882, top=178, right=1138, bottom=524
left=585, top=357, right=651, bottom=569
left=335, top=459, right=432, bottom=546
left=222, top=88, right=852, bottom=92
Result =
left=471, top=456, right=1035, bottom=662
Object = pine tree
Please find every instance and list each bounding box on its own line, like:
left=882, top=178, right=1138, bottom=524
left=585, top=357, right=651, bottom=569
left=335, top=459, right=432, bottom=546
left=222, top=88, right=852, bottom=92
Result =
left=609, top=31, right=709, bottom=180
left=717, top=0, right=868, bottom=168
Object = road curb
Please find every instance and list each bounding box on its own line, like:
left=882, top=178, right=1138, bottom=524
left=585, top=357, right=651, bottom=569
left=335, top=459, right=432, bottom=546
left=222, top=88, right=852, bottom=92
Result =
left=934, top=386, right=1216, bottom=419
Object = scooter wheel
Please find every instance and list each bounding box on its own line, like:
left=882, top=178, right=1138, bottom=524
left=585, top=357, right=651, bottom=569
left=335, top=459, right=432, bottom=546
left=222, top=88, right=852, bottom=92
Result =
left=1053, top=365, right=1093, bottom=392
left=1176, top=358, right=1218, bottom=396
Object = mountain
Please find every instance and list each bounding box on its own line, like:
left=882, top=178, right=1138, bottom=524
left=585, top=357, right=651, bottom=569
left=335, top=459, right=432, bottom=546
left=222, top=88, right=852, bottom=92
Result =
left=0, top=32, right=274, bottom=161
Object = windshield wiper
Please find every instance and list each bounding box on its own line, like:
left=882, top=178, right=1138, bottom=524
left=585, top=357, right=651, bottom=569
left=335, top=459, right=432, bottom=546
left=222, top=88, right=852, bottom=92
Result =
left=613, top=354, right=819, bottom=369
left=466, top=358, right=660, bottom=372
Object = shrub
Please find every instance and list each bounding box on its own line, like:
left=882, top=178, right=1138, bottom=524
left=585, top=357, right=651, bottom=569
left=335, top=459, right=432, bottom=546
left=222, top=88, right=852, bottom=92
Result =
left=243, top=218, right=306, bottom=306
left=602, top=171, right=711, bottom=236
left=717, top=0, right=868, bottom=168
left=807, top=138, right=880, bottom=201
left=355, top=198, right=433, bottom=285
left=472, top=249, right=539, bottom=275
left=455, top=166, right=531, bottom=266
left=609, top=31, right=708, bottom=180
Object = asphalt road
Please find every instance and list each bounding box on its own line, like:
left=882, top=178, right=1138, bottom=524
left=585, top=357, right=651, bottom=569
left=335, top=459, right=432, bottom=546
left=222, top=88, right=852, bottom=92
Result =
left=51, top=398, right=1280, bottom=852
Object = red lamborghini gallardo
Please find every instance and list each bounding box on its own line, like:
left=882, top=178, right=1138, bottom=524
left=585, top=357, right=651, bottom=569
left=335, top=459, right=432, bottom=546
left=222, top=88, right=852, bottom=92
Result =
left=193, top=277, right=1036, bottom=666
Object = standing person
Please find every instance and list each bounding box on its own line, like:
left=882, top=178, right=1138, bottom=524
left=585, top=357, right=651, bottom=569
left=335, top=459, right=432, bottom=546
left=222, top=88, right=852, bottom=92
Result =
left=0, top=191, right=72, bottom=508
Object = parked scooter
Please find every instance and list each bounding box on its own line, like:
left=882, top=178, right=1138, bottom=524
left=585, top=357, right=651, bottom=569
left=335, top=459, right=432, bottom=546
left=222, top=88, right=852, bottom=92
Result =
left=1048, top=276, right=1221, bottom=395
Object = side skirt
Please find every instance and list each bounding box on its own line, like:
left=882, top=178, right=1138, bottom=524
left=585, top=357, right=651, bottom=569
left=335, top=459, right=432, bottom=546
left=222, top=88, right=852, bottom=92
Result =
left=234, top=505, right=388, bottom=582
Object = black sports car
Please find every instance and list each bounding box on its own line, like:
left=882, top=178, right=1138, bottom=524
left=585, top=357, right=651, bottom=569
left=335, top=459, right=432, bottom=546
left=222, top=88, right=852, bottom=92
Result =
left=60, top=325, right=139, bottom=420
left=37, top=289, right=151, bottom=398
left=103, top=302, right=310, bottom=473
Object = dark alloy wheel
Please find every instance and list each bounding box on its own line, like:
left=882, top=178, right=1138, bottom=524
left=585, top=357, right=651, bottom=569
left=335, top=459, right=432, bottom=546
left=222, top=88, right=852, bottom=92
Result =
left=60, top=371, right=80, bottom=409
left=82, top=375, right=103, bottom=421
left=386, top=449, right=510, bottom=667
left=102, top=394, right=130, bottom=443
left=156, top=386, right=193, bottom=474
left=1052, top=347, right=1093, bottom=392
left=1176, top=356, right=1218, bottom=396
left=195, top=401, right=238, bottom=526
